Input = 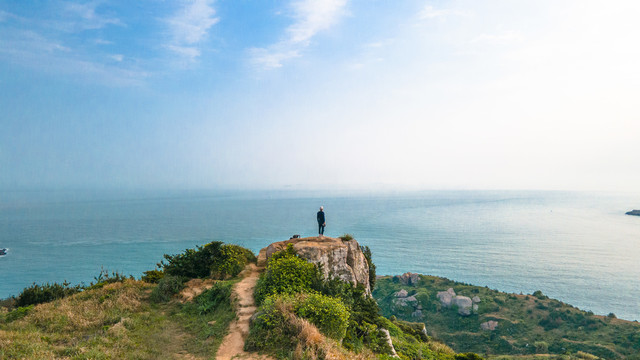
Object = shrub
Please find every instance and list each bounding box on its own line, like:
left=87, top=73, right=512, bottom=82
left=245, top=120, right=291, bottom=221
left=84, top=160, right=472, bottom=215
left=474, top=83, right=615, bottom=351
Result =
left=3, top=305, right=34, bottom=323
left=533, top=290, right=547, bottom=299
left=161, top=241, right=223, bottom=278
left=0, top=296, right=16, bottom=310
left=247, top=292, right=350, bottom=356
left=160, top=242, right=255, bottom=279
left=89, top=268, right=131, bottom=289
left=150, top=275, right=186, bottom=303
left=141, top=269, right=165, bottom=283
left=535, top=341, right=549, bottom=353
left=210, top=244, right=253, bottom=279
left=293, top=293, right=350, bottom=340
left=455, top=353, right=485, bottom=360
left=16, top=281, right=82, bottom=307
left=193, top=282, right=233, bottom=315
left=340, top=234, right=354, bottom=241
left=254, top=246, right=322, bottom=305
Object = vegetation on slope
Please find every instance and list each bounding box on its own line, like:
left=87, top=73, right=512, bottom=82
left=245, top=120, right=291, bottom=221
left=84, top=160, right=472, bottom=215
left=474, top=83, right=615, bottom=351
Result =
left=0, top=241, right=252, bottom=359
left=374, top=274, right=640, bottom=359
left=246, top=243, right=483, bottom=360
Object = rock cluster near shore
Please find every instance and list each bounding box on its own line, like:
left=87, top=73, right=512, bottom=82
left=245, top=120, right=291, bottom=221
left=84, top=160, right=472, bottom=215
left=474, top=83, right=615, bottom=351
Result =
left=437, top=288, right=481, bottom=316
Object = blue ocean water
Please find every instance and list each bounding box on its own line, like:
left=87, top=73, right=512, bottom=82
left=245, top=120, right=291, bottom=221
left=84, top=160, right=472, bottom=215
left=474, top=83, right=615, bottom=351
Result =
left=1, top=190, right=639, bottom=321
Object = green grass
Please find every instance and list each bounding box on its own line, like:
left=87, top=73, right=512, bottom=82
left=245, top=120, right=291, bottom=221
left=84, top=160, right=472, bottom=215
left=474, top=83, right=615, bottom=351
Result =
left=374, top=275, right=640, bottom=359
left=0, top=279, right=236, bottom=359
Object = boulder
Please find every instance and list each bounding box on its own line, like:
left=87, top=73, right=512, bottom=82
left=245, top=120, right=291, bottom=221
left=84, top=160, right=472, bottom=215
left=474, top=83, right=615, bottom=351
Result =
left=437, top=288, right=456, bottom=307
left=411, top=309, right=423, bottom=318
left=395, top=289, right=409, bottom=298
left=259, top=236, right=371, bottom=294
left=453, top=296, right=473, bottom=316
left=480, top=320, right=499, bottom=331
left=395, top=272, right=420, bottom=286
left=472, top=296, right=481, bottom=303
left=393, top=295, right=418, bottom=307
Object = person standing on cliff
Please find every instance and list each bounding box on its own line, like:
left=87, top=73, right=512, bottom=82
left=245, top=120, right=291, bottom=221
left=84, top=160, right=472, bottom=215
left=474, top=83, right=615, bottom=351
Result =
left=317, top=206, right=326, bottom=236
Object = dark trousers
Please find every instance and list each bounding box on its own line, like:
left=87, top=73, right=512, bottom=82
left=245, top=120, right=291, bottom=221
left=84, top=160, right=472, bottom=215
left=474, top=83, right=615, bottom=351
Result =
left=318, top=223, right=325, bottom=235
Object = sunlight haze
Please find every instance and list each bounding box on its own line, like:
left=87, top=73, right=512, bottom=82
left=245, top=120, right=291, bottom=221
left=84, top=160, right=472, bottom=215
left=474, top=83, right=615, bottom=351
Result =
left=1, top=0, right=639, bottom=191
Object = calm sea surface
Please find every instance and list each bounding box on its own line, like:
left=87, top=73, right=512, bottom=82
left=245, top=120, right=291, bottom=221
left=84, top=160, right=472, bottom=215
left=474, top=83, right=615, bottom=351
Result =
left=1, top=190, right=639, bottom=321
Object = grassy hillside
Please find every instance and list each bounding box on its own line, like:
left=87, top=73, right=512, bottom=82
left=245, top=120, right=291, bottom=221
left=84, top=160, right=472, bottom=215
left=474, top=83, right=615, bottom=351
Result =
left=0, top=279, right=236, bottom=359
left=0, top=241, right=251, bottom=359
left=374, top=274, right=640, bottom=359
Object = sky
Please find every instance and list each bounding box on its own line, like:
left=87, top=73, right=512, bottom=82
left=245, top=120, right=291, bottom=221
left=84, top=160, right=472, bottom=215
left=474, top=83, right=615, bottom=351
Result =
left=1, top=0, right=639, bottom=192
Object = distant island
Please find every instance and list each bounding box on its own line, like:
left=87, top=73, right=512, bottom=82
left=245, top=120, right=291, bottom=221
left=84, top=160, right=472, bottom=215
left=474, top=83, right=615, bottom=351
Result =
left=626, top=209, right=640, bottom=216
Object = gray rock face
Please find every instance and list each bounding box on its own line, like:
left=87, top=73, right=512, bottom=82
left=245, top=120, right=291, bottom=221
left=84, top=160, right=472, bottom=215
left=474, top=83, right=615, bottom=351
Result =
left=453, top=296, right=473, bottom=316
left=393, top=295, right=418, bottom=307
left=472, top=296, right=481, bottom=303
left=380, top=328, right=399, bottom=358
left=259, top=236, right=371, bottom=295
left=437, top=288, right=456, bottom=307
left=394, top=272, right=420, bottom=286
left=393, top=289, right=423, bottom=318
left=481, top=320, right=499, bottom=331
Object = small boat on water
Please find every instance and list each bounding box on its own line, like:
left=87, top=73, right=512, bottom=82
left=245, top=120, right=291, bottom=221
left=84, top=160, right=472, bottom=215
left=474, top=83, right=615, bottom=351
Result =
left=0, top=248, right=7, bottom=256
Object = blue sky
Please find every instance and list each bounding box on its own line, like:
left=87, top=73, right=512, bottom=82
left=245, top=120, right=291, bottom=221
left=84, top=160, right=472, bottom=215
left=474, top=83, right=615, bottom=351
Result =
left=1, top=0, right=639, bottom=191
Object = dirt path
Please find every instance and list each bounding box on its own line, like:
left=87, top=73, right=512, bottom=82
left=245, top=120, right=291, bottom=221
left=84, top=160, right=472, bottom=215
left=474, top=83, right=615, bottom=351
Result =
left=216, top=263, right=271, bottom=360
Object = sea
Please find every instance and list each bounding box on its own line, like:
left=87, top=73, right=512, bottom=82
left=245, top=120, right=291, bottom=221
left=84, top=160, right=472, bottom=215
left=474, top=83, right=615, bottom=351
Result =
left=1, top=190, right=639, bottom=321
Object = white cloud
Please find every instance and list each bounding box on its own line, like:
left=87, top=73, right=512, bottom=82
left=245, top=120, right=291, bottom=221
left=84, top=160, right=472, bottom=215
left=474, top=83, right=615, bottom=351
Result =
left=418, top=4, right=466, bottom=20
left=166, top=0, right=219, bottom=61
left=250, top=0, right=348, bottom=70
left=249, top=47, right=300, bottom=69
left=0, top=29, right=146, bottom=86
left=166, top=45, right=200, bottom=59
left=0, top=10, right=11, bottom=22
left=94, top=38, right=113, bottom=45
left=60, top=1, right=123, bottom=31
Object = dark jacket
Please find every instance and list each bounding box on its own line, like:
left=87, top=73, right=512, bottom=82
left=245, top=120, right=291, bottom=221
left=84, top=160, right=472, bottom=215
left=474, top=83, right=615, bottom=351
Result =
left=317, top=210, right=325, bottom=224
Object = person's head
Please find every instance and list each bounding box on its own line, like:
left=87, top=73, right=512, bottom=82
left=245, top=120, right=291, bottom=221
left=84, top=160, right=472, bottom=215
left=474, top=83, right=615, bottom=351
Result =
left=320, top=206, right=324, bottom=211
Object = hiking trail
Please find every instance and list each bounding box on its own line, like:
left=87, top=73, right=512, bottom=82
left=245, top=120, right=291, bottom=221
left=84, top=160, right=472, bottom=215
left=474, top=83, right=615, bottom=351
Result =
left=216, top=263, right=272, bottom=360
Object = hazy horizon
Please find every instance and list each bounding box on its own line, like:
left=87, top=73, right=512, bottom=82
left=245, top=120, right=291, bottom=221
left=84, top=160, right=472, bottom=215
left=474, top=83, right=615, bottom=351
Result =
left=2, top=1, right=639, bottom=192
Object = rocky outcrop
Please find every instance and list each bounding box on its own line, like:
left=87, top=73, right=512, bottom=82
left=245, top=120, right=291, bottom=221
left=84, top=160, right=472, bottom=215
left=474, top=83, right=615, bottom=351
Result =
left=394, top=272, right=420, bottom=286
left=437, top=288, right=479, bottom=316
left=480, top=320, right=499, bottom=331
left=380, top=328, right=399, bottom=358
left=392, top=290, right=423, bottom=319
left=258, top=236, right=371, bottom=294
left=626, top=210, right=640, bottom=216
left=453, top=296, right=473, bottom=316
left=437, top=288, right=456, bottom=307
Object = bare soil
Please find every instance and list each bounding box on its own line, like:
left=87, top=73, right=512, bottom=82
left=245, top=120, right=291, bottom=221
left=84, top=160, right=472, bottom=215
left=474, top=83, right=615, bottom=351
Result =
left=216, top=263, right=273, bottom=360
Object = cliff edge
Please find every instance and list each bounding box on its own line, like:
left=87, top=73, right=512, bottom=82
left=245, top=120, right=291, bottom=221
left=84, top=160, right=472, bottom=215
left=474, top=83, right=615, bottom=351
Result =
left=258, top=236, right=371, bottom=295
